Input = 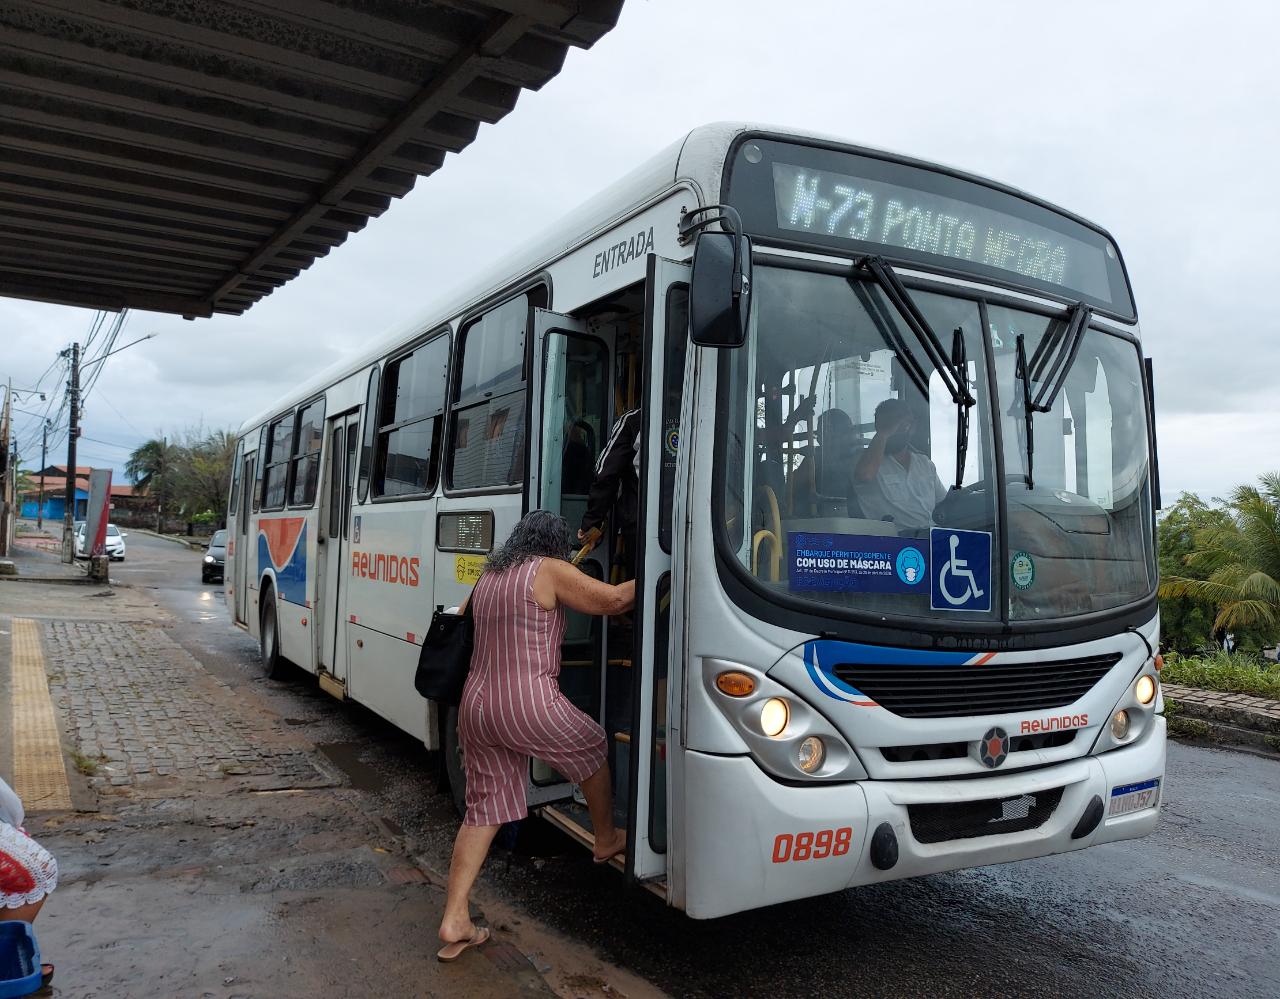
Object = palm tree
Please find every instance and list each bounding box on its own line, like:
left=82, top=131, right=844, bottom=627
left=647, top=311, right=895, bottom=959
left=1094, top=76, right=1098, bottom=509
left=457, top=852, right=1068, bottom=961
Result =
left=1160, top=472, right=1280, bottom=634
left=125, top=437, right=177, bottom=532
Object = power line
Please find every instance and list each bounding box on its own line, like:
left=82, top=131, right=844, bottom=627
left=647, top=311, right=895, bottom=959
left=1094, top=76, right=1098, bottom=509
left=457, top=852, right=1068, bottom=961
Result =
left=95, top=389, right=146, bottom=437
left=80, top=435, right=135, bottom=451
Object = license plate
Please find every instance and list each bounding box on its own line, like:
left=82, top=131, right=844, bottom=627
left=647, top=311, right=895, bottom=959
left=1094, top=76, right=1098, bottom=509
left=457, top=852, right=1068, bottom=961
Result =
left=1109, top=778, right=1161, bottom=816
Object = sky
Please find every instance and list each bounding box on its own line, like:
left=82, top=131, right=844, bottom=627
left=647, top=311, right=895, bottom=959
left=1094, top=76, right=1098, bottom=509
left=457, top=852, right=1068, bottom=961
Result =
left=3, top=0, right=1277, bottom=503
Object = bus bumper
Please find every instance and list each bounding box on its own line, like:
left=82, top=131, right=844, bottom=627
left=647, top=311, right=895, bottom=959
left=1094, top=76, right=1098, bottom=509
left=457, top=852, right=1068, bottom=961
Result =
left=681, top=717, right=1165, bottom=919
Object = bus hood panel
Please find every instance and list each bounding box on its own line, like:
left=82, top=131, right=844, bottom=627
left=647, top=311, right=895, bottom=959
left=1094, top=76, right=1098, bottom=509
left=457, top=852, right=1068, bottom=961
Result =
left=766, top=629, right=1158, bottom=781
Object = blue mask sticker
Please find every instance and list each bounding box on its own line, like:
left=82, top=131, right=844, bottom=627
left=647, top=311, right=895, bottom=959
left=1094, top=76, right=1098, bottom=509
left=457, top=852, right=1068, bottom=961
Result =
left=788, top=532, right=928, bottom=593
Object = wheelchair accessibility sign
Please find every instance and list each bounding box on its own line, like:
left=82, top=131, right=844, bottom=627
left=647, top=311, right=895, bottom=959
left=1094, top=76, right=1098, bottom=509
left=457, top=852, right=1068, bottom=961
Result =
left=930, top=528, right=992, bottom=612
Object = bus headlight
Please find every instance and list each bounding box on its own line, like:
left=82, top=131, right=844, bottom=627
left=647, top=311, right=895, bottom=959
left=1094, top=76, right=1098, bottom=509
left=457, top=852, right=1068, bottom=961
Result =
left=760, top=697, right=789, bottom=737
left=1111, top=709, right=1131, bottom=741
left=1135, top=674, right=1157, bottom=705
left=797, top=736, right=825, bottom=773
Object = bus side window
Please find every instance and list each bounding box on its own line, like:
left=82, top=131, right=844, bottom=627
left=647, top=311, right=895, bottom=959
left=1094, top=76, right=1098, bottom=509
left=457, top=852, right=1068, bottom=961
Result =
left=448, top=288, right=546, bottom=490
left=374, top=334, right=448, bottom=498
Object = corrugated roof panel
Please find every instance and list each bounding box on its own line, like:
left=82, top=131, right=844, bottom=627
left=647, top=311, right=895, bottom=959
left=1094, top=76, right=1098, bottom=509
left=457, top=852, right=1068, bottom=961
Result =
left=0, top=0, right=625, bottom=317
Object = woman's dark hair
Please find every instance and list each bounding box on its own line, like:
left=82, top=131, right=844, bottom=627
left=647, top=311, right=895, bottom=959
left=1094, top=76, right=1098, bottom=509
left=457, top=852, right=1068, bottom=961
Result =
left=485, top=509, right=572, bottom=572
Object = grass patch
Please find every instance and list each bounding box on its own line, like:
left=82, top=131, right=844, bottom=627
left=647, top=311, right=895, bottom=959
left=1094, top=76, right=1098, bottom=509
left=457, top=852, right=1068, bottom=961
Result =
left=1161, top=651, right=1280, bottom=701
left=1166, top=714, right=1212, bottom=739
left=69, top=749, right=107, bottom=776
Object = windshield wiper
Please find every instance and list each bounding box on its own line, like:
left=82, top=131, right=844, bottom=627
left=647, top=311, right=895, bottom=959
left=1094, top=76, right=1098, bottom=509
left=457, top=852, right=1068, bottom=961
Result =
left=1015, top=333, right=1036, bottom=488
left=855, top=256, right=976, bottom=409
left=1015, top=301, right=1092, bottom=489
left=852, top=257, right=976, bottom=489
left=951, top=327, right=971, bottom=490
left=1029, top=301, right=1092, bottom=413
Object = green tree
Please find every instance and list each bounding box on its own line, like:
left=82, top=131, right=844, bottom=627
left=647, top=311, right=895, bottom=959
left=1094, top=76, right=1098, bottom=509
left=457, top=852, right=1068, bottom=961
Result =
left=173, top=428, right=237, bottom=528
left=125, top=437, right=178, bottom=532
left=1156, top=493, right=1232, bottom=653
left=1160, top=473, right=1280, bottom=650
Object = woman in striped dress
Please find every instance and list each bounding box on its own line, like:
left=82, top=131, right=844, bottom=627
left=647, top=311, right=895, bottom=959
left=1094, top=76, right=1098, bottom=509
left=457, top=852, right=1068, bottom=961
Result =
left=437, top=510, right=635, bottom=962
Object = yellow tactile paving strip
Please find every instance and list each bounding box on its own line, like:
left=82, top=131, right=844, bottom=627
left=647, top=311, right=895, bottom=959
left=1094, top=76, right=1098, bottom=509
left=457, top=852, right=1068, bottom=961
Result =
left=9, top=618, right=72, bottom=810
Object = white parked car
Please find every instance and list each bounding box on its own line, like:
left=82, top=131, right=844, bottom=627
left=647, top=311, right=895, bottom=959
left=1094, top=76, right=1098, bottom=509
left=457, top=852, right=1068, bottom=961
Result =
left=74, top=522, right=127, bottom=561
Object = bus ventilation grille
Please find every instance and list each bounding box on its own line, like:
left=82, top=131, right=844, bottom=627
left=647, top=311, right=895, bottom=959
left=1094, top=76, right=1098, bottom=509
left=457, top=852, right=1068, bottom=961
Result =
left=832, top=653, right=1121, bottom=718
left=907, top=787, right=1065, bottom=844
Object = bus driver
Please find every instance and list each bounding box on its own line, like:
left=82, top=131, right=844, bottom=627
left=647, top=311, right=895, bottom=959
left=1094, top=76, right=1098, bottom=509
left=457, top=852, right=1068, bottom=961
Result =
left=854, top=398, right=946, bottom=534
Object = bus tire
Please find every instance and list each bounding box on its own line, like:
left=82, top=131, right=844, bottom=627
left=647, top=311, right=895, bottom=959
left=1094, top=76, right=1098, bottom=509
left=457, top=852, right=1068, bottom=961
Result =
left=259, top=584, right=287, bottom=680
left=443, top=704, right=467, bottom=818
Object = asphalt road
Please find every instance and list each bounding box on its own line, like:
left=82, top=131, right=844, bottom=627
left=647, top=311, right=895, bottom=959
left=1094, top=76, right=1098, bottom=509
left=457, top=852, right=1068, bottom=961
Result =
left=122, top=530, right=1280, bottom=998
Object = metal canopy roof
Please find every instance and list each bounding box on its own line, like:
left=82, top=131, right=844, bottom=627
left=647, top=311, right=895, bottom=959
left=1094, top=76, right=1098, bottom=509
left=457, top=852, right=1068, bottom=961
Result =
left=0, top=0, right=624, bottom=319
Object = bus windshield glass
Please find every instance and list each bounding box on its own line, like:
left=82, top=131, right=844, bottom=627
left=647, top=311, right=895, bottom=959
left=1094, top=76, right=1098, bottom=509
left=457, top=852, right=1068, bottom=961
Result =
left=725, top=137, right=1135, bottom=319
left=718, top=265, right=1155, bottom=625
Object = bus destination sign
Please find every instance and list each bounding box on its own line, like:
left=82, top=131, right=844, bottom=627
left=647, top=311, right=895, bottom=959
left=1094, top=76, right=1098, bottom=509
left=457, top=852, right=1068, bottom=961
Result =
left=772, top=161, right=1111, bottom=300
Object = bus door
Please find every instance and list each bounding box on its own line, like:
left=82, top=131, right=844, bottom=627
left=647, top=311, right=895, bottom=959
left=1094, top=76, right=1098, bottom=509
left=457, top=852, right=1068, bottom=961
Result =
left=233, top=448, right=256, bottom=626
left=526, top=308, right=614, bottom=808
left=316, top=409, right=361, bottom=687
left=628, top=256, right=690, bottom=882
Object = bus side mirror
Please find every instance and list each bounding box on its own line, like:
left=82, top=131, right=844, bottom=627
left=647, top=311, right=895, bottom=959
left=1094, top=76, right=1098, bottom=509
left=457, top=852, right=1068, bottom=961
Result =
left=690, top=230, right=752, bottom=348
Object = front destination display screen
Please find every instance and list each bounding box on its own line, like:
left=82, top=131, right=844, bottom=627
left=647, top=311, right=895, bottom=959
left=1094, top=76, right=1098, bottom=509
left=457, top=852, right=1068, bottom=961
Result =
left=726, top=138, right=1135, bottom=318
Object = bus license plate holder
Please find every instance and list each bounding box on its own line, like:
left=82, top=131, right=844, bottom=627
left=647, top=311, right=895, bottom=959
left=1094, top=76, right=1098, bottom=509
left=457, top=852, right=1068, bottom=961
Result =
left=1108, top=778, right=1160, bottom=816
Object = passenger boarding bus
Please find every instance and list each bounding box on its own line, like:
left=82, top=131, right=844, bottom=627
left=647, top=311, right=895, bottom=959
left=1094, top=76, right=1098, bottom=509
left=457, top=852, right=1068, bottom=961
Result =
left=225, top=123, right=1165, bottom=919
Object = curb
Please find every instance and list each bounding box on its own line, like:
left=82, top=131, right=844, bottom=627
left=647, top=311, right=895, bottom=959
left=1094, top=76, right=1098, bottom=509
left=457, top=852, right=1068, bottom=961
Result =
left=132, top=527, right=207, bottom=551
left=1164, top=683, right=1280, bottom=759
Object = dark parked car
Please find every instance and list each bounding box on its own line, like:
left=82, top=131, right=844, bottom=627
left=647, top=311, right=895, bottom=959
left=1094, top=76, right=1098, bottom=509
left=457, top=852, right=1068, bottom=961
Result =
left=203, top=529, right=227, bottom=583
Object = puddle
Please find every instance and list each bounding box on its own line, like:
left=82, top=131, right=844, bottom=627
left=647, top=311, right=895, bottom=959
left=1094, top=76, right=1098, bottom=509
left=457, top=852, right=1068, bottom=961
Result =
left=316, top=742, right=387, bottom=793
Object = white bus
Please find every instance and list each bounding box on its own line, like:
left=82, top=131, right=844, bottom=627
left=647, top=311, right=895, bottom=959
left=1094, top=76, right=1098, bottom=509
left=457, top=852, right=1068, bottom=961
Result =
left=225, top=123, right=1165, bottom=919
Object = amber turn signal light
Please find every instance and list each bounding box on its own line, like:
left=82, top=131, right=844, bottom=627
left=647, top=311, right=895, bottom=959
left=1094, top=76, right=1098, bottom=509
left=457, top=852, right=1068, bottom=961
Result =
left=716, top=671, right=756, bottom=697
left=1154, top=654, right=1164, bottom=672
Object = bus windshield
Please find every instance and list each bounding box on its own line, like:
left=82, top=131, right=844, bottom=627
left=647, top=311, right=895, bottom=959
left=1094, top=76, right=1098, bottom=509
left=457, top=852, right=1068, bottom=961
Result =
left=718, top=264, right=1155, bottom=626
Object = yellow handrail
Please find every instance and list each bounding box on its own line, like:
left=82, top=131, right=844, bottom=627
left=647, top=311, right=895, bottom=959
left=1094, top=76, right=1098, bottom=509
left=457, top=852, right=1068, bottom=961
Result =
left=752, top=529, right=781, bottom=582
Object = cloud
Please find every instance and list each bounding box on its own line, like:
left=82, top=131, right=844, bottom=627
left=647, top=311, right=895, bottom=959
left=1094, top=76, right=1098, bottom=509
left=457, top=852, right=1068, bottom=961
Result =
left=2, top=0, right=1276, bottom=499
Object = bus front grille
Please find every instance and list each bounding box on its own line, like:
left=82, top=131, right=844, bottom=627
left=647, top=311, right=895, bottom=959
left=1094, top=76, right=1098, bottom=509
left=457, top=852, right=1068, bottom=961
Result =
left=831, top=653, right=1121, bottom=718
left=907, top=787, right=1065, bottom=844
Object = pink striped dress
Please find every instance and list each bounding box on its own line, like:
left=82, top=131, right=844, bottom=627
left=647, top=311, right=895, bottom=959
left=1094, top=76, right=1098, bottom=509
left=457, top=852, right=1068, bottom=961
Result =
left=459, top=557, right=607, bottom=826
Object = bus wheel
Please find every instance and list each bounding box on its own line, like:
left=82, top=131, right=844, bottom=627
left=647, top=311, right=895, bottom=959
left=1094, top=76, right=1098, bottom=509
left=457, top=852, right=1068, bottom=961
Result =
left=443, top=704, right=467, bottom=818
left=259, top=588, right=287, bottom=680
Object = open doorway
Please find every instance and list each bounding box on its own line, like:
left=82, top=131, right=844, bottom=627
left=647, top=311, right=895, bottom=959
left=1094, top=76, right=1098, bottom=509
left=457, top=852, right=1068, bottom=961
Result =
left=527, top=259, right=689, bottom=886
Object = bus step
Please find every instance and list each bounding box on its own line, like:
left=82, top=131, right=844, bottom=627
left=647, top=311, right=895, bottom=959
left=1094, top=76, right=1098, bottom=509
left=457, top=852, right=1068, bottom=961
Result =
left=318, top=671, right=346, bottom=700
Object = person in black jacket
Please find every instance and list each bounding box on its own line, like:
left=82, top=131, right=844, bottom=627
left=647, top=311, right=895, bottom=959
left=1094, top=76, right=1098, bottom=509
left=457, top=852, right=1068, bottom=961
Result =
left=576, top=407, right=641, bottom=576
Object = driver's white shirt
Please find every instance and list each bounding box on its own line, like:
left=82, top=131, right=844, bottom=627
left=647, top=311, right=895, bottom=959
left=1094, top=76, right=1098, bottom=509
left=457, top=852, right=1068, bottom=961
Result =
left=857, top=448, right=946, bottom=531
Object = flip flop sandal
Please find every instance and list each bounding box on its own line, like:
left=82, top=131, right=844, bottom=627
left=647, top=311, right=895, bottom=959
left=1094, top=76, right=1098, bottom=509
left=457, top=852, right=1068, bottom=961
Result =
left=436, top=926, right=490, bottom=963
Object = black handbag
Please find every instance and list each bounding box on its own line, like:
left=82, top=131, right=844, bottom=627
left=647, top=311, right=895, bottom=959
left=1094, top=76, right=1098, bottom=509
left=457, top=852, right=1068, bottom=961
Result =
left=414, top=598, right=475, bottom=705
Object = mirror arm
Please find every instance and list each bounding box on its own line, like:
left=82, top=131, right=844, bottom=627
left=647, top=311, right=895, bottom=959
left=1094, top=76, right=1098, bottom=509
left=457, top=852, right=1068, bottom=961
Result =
left=680, top=204, right=748, bottom=308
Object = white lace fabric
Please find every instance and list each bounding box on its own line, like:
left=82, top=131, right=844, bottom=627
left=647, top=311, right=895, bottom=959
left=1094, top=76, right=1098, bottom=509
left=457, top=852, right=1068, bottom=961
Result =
left=0, top=820, right=58, bottom=908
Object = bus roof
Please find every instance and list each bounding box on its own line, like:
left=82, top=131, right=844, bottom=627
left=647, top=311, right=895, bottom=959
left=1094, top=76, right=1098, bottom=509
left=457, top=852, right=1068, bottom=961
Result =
left=239, top=122, right=1118, bottom=435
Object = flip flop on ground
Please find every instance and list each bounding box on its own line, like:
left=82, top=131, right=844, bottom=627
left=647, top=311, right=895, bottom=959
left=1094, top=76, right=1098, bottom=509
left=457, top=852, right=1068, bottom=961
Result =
left=436, top=926, right=490, bottom=963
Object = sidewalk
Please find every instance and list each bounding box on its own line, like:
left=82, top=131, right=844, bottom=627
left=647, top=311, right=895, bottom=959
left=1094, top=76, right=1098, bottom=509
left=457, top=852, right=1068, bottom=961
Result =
left=1, top=536, right=89, bottom=583
left=0, top=584, right=561, bottom=998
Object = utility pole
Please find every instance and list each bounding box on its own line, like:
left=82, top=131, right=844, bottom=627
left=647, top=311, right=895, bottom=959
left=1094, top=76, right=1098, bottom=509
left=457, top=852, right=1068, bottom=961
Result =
left=61, top=342, right=80, bottom=563
left=37, top=419, right=49, bottom=531
left=0, top=381, right=11, bottom=558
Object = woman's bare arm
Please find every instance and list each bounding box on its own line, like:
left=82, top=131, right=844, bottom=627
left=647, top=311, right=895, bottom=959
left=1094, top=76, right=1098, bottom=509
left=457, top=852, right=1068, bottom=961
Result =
left=537, top=559, right=635, bottom=616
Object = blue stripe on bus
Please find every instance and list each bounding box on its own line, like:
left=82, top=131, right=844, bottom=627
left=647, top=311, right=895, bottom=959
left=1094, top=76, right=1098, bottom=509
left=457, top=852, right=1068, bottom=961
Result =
left=806, top=638, right=977, bottom=667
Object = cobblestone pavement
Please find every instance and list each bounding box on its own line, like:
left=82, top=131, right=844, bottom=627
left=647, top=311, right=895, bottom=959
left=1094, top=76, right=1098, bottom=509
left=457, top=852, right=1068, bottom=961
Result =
left=43, top=619, right=333, bottom=790
left=1163, top=682, right=1280, bottom=729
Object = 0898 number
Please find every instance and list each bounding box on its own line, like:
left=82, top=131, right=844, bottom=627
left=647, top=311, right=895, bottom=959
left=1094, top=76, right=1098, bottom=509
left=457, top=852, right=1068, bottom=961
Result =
left=771, top=827, right=853, bottom=864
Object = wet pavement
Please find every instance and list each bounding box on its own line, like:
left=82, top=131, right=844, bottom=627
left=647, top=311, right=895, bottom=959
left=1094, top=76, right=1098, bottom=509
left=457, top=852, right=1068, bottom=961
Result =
left=3, top=530, right=657, bottom=999
left=12, top=528, right=1280, bottom=997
